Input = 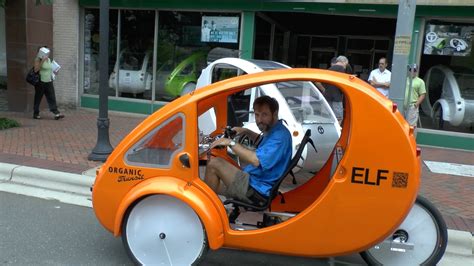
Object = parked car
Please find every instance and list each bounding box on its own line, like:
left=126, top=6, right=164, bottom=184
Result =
left=109, top=49, right=152, bottom=97
left=195, top=57, right=341, bottom=173
left=109, top=50, right=207, bottom=98
left=421, top=65, right=474, bottom=129
left=156, top=51, right=207, bottom=99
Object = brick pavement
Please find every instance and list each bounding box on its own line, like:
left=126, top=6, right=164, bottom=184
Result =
left=0, top=108, right=472, bottom=233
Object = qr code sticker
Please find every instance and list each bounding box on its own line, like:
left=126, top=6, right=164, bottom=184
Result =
left=392, top=172, right=408, bottom=188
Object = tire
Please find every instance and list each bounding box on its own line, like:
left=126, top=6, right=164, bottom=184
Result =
left=180, top=82, right=196, bottom=96
left=433, top=106, right=444, bottom=130
left=360, top=195, right=448, bottom=266
left=122, top=194, right=208, bottom=265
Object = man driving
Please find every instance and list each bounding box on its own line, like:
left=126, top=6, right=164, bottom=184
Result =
left=204, top=96, right=292, bottom=203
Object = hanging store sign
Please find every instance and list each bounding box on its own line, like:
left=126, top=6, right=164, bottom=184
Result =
left=423, top=23, right=474, bottom=57
left=201, top=16, right=239, bottom=43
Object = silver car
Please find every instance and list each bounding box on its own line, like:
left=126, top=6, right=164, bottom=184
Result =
left=195, top=58, right=341, bottom=172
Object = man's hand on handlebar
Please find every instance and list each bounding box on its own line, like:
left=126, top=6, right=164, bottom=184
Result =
left=231, top=127, right=248, bottom=136
left=210, top=137, right=232, bottom=149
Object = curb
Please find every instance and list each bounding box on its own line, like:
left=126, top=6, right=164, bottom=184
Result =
left=0, top=162, right=95, bottom=207
left=0, top=162, right=95, bottom=195
left=0, top=162, right=17, bottom=182
left=439, top=230, right=474, bottom=265
left=13, top=167, right=94, bottom=196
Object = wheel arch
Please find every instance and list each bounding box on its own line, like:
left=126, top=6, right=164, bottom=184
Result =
left=114, top=176, right=225, bottom=250
left=432, top=100, right=450, bottom=122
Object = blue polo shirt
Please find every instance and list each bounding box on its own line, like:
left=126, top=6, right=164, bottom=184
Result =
left=244, top=120, right=292, bottom=197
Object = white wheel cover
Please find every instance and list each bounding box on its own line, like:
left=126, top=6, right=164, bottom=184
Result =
left=125, top=194, right=205, bottom=265
left=368, top=202, right=438, bottom=265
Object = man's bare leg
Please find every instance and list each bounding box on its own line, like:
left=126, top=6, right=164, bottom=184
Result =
left=204, top=157, right=241, bottom=194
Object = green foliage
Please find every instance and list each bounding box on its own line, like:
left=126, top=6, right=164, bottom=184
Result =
left=0, top=117, right=20, bottom=130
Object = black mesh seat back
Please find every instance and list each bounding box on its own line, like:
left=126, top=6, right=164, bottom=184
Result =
left=223, top=129, right=312, bottom=211
left=268, top=129, right=312, bottom=202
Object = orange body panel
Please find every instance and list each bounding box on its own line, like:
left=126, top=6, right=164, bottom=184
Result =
left=92, top=68, right=420, bottom=257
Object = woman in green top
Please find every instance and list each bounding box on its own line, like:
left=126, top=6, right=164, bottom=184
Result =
left=33, top=46, right=64, bottom=120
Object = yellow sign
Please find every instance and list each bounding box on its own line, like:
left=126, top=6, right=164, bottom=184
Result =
left=394, top=36, right=412, bottom=55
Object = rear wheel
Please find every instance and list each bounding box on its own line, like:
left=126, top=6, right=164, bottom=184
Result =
left=433, top=106, right=444, bottom=129
left=360, top=196, right=448, bottom=266
left=122, top=194, right=208, bottom=265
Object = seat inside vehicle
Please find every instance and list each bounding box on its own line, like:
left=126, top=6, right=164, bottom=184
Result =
left=224, top=129, right=316, bottom=224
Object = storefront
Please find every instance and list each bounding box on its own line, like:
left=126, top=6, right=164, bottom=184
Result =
left=80, top=6, right=245, bottom=113
left=72, top=1, right=473, bottom=149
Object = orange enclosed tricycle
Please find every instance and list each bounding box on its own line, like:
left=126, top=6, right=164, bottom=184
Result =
left=92, top=68, right=447, bottom=265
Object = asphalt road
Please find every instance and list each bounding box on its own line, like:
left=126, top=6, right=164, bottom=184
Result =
left=0, top=191, right=365, bottom=265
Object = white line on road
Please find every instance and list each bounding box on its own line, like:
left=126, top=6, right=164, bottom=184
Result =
left=424, top=161, right=474, bottom=178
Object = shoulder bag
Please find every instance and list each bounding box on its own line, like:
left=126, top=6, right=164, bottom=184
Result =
left=26, top=67, right=40, bottom=86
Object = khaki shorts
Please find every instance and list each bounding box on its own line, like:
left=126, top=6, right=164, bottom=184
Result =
left=407, top=104, right=419, bottom=127
left=224, top=171, right=252, bottom=203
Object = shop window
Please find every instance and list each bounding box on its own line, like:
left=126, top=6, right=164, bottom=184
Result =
left=155, top=11, right=240, bottom=101
left=83, top=9, right=118, bottom=96
left=427, top=68, right=444, bottom=106
left=126, top=114, right=185, bottom=168
left=83, top=9, right=240, bottom=102
left=115, top=10, right=155, bottom=100
left=295, top=36, right=310, bottom=67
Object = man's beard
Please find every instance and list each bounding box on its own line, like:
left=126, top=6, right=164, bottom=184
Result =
left=257, top=117, right=276, bottom=133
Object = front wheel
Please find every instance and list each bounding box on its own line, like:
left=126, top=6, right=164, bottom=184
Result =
left=360, top=195, right=448, bottom=266
left=122, top=194, right=208, bottom=265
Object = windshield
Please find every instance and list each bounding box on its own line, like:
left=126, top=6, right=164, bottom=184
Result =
left=249, top=59, right=335, bottom=123
left=276, top=81, right=335, bottom=123
left=249, top=59, right=289, bottom=71
left=120, top=51, right=146, bottom=71
left=454, top=72, right=474, bottom=100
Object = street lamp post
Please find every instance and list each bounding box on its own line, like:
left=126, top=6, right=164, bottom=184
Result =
left=88, top=0, right=113, bottom=162
left=389, top=0, right=417, bottom=117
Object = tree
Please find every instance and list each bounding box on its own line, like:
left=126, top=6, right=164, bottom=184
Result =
left=0, top=0, right=54, bottom=8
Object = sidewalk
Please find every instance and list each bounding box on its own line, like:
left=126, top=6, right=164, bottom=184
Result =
left=0, top=107, right=473, bottom=233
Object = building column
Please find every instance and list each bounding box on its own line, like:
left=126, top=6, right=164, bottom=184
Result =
left=5, top=0, right=53, bottom=112
left=240, top=11, right=255, bottom=60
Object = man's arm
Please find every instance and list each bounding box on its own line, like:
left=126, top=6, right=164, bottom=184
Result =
left=415, top=93, right=426, bottom=108
left=210, top=137, right=259, bottom=167
left=232, top=127, right=260, bottom=143
left=369, top=76, right=390, bottom=89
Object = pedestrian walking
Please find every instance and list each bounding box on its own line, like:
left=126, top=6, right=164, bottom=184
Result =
left=33, top=46, right=64, bottom=120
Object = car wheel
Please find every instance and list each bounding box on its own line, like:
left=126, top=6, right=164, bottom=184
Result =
left=122, top=194, right=208, bottom=265
left=360, top=196, right=448, bottom=265
left=433, top=106, right=444, bottom=129
left=180, top=82, right=196, bottom=96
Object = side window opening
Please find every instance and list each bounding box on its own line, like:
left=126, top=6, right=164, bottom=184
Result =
left=125, top=114, right=185, bottom=168
left=227, top=89, right=251, bottom=127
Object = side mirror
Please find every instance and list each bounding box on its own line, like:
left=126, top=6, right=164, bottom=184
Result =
left=179, top=153, right=191, bottom=168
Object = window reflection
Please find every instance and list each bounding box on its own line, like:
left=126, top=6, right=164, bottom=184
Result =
left=126, top=114, right=184, bottom=167
left=83, top=9, right=118, bottom=96
left=83, top=9, right=240, bottom=102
